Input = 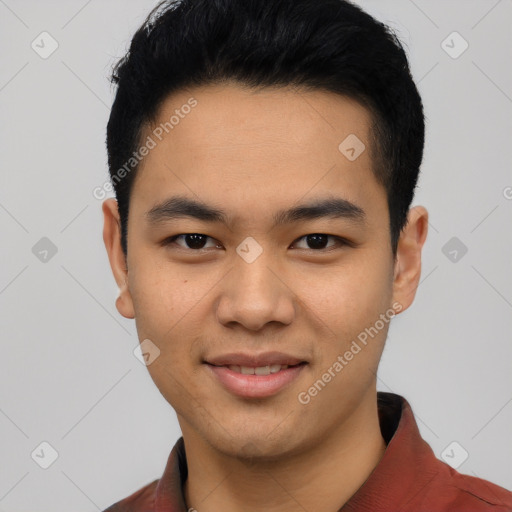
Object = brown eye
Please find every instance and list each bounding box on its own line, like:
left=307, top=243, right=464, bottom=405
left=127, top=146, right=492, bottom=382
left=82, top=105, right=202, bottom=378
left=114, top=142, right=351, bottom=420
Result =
left=164, top=234, right=220, bottom=250
left=292, top=234, right=345, bottom=251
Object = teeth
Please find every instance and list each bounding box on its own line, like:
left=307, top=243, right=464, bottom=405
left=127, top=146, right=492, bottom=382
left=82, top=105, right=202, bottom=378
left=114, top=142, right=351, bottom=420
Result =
left=228, top=364, right=290, bottom=375
left=255, top=366, right=270, bottom=376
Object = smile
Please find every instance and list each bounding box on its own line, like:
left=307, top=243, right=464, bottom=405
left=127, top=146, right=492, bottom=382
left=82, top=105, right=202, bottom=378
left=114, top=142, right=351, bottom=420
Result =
left=226, top=364, right=291, bottom=375
left=205, top=362, right=307, bottom=399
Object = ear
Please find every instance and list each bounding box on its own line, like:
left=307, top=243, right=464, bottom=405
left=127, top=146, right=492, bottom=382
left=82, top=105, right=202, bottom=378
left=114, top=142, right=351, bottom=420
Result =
left=392, top=205, right=429, bottom=313
left=102, top=198, right=135, bottom=319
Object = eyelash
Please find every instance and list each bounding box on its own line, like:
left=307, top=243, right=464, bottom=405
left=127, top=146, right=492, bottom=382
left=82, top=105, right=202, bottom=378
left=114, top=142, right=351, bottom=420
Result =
left=161, top=233, right=351, bottom=252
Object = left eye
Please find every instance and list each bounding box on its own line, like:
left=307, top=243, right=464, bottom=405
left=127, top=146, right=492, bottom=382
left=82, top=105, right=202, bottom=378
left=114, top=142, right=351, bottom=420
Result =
left=291, top=234, right=344, bottom=250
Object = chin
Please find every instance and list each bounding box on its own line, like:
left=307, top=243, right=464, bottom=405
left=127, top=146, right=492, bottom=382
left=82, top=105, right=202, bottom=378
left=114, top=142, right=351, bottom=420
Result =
left=204, top=425, right=302, bottom=463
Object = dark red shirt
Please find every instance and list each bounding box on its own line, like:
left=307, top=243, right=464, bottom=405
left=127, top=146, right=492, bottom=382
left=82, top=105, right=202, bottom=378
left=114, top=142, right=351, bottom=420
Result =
left=103, top=392, right=512, bottom=511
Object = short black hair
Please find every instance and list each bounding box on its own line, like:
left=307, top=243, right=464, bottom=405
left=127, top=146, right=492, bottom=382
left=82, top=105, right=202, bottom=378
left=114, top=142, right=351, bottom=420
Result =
left=106, top=0, right=425, bottom=257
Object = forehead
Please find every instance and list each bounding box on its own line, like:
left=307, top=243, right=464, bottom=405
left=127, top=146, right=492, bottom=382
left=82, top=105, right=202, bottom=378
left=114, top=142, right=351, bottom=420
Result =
left=131, top=83, right=385, bottom=222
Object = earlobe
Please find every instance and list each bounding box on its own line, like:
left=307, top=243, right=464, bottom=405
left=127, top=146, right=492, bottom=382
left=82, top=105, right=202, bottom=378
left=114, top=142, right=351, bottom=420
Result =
left=102, top=198, right=135, bottom=319
left=392, top=206, right=429, bottom=313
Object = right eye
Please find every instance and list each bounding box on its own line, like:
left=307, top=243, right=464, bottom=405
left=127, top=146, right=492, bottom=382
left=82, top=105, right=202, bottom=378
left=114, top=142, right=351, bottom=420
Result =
left=162, top=233, right=222, bottom=251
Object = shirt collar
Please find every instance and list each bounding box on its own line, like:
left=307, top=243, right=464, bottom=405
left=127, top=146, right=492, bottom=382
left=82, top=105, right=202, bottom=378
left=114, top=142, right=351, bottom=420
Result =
left=154, top=392, right=436, bottom=511
left=341, top=392, right=439, bottom=511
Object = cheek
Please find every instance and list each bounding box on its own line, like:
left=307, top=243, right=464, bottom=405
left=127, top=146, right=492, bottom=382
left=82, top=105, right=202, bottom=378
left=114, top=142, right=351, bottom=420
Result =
left=128, top=255, right=210, bottom=337
left=128, top=262, right=213, bottom=409
left=127, top=255, right=220, bottom=366
left=300, top=257, right=393, bottom=338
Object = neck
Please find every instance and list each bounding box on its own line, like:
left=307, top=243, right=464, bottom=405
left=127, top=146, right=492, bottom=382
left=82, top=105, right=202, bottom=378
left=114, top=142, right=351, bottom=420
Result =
left=182, top=391, right=386, bottom=512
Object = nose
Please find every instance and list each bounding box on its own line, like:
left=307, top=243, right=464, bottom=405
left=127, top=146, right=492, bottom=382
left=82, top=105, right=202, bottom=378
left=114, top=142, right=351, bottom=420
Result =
left=215, top=254, right=296, bottom=331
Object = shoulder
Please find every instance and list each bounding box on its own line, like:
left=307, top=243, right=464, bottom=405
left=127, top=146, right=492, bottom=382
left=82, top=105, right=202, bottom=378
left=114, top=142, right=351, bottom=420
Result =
left=102, top=479, right=159, bottom=511
left=423, top=465, right=512, bottom=511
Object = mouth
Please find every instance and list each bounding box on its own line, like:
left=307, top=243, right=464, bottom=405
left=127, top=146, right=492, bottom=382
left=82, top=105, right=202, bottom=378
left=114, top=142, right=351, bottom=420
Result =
left=204, top=351, right=308, bottom=368
left=218, top=363, right=303, bottom=375
left=204, top=358, right=308, bottom=399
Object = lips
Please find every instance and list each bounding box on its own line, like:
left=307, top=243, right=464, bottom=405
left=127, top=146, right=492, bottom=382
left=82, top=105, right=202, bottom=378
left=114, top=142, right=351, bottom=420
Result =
left=205, top=351, right=307, bottom=368
left=226, top=364, right=292, bottom=375
left=204, top=352, right=308, bottom=398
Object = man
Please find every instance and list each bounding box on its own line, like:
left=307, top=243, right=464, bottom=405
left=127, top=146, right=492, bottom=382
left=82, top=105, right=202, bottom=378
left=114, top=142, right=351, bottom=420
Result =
left=101, top=0, right=512, bottom=510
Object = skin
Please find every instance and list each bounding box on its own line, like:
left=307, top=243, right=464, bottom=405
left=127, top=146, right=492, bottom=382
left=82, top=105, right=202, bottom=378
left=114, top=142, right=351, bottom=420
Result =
left=103, top=82, right=428, bottom=512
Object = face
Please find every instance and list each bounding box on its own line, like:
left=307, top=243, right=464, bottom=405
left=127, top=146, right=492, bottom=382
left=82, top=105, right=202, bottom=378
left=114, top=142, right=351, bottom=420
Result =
left=103, top=83, right=427, bottom=461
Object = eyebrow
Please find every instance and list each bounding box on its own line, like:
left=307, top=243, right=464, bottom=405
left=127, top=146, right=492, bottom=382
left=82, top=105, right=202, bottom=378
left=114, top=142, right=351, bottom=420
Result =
left=145, top=195, right=366, bottom=228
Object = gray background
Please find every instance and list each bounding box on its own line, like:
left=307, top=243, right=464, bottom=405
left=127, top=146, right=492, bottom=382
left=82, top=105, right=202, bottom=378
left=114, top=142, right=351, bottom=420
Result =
left=1, top=0, right=511, bottom=509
